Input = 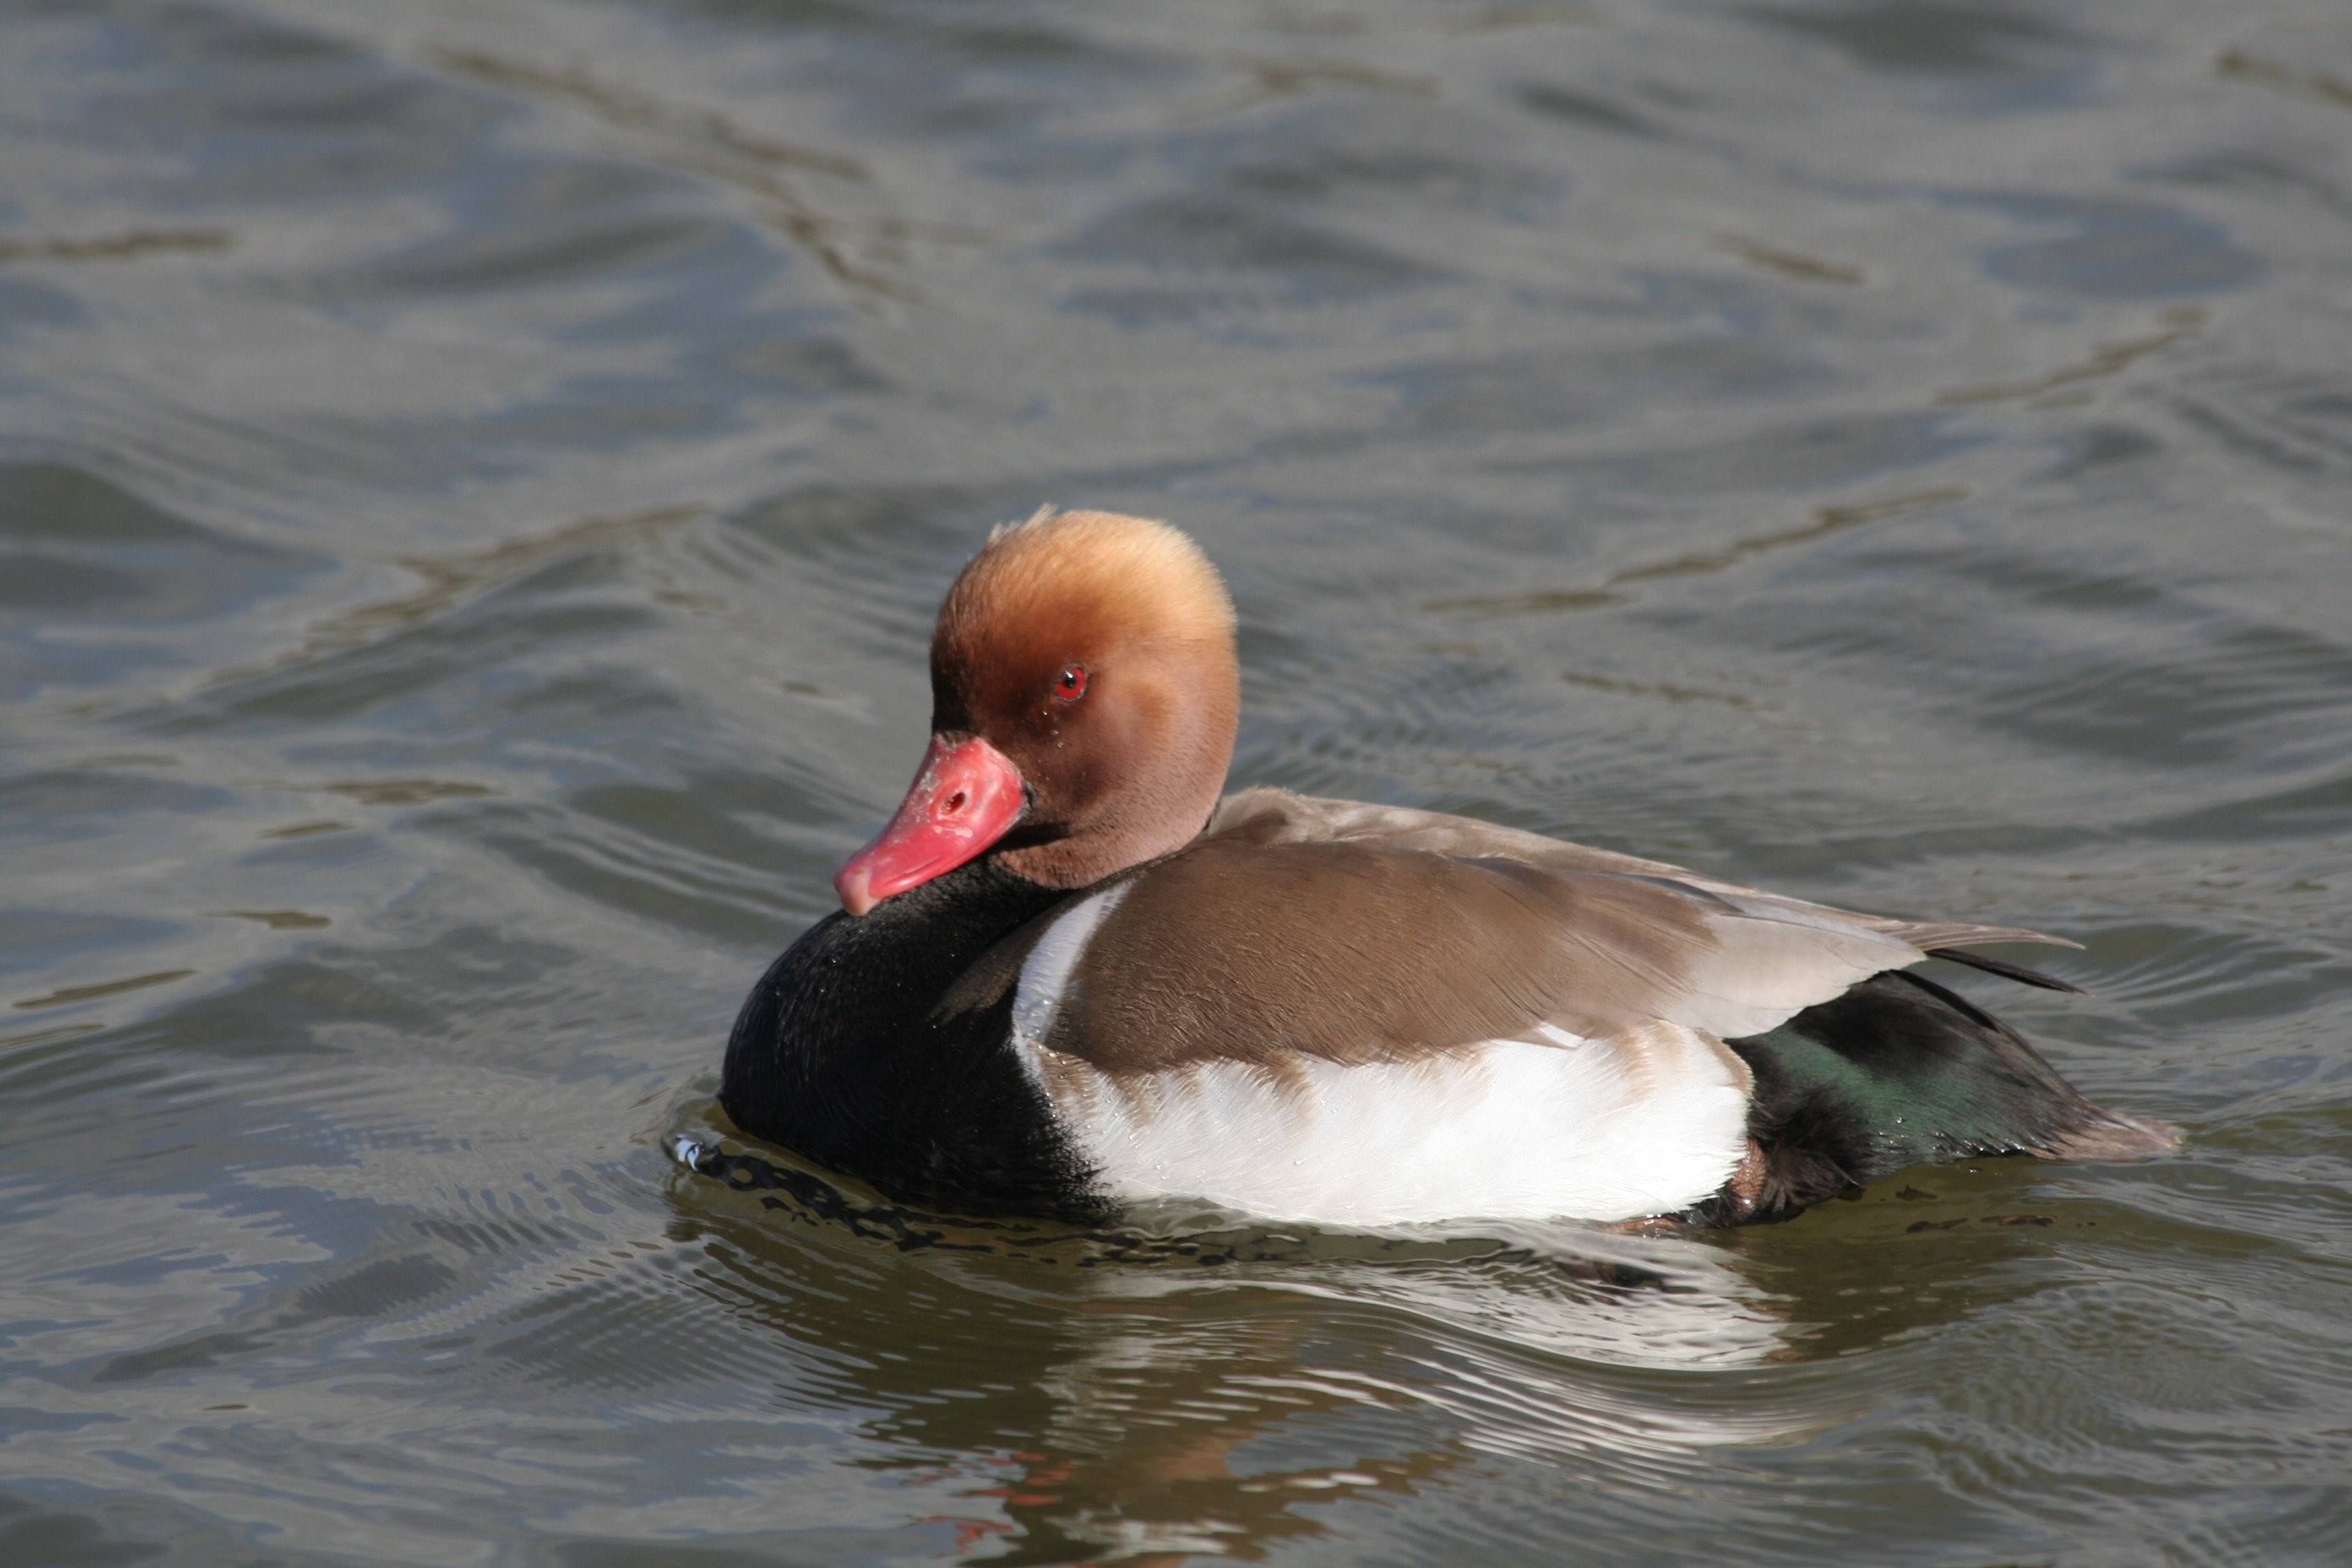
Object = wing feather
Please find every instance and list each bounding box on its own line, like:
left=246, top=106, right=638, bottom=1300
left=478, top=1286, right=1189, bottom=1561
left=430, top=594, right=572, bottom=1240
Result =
left=1181, top=789, right=2072, bottom=1048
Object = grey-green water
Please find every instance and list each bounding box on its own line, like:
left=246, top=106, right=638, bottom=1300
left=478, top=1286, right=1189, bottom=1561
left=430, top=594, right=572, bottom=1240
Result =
left=4, top=1, right=2349, bottom=1562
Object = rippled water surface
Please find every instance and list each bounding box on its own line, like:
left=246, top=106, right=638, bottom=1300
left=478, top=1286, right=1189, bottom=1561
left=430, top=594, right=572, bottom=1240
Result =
left=5, top=0, right=2350, bottom=1561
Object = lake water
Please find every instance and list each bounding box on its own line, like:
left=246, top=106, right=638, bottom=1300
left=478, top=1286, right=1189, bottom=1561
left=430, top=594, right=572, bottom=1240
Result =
left=3, top=1, right=2349, bottom=1562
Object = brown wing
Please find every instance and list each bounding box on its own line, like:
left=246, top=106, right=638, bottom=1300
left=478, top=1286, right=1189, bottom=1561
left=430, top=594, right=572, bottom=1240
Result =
left=1045, top=789, right=2071, bottom=1075
left=1207, top=789, right=2076, bottom=953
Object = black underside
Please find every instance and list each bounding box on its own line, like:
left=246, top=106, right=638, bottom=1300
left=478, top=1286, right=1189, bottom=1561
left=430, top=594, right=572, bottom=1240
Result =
left=1688, top=966, right=2119, bottom=1226
left=719, top=860, right=1113, bottom=1222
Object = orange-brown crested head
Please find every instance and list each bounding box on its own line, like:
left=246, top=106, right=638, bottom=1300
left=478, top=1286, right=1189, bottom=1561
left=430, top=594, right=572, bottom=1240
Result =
left=832, top=508, right=1239, bottom=914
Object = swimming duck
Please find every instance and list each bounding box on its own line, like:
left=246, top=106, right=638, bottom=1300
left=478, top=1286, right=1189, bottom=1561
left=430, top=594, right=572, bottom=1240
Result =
left=721, top=508, right=2171, bottom=1228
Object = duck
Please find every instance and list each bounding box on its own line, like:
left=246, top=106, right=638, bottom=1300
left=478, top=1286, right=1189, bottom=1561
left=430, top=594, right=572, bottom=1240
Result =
left=721, top=508, right=2173, bottom=1229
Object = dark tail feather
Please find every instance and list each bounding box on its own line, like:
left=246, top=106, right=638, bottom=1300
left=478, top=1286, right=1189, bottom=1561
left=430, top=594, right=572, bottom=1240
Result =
left=1926, top=946, right=2085, bottom=994
left=1697, top=969, right=2174, bottom=1225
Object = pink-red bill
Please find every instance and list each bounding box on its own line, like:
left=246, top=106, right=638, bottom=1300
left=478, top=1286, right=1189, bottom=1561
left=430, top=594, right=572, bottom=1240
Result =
left=834, top=734, right=1026, bottom=915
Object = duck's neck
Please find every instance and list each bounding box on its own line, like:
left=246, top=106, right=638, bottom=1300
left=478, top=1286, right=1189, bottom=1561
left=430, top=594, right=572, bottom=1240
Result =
left=857, top=853, right=1074, bottom=950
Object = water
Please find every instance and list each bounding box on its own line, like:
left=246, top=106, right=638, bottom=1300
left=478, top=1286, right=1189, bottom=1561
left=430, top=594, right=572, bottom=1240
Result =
left=3, top=0, right=2349, bottom=1561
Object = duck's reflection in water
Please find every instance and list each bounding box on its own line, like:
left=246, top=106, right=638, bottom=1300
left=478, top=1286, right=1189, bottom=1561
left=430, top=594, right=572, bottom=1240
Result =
left=663, top=1139, right=1888, bottom=1563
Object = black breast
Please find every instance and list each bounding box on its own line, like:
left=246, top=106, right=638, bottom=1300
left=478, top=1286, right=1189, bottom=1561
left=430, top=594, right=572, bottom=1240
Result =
left=718, top=860, right=1111, bottom=1221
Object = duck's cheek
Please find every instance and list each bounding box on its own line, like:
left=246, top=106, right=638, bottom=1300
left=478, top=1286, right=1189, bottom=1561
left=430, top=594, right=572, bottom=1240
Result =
left=834, top=734, right=1026, bottom=915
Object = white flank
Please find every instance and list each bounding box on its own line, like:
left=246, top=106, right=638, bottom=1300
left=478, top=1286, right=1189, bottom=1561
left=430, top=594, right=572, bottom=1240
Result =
left=1019, top=1015, right=1752, bottom=1228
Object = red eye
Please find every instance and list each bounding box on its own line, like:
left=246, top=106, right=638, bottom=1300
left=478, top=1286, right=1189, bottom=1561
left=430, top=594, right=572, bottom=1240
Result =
left=1052, top=664, right=1088, bottom=703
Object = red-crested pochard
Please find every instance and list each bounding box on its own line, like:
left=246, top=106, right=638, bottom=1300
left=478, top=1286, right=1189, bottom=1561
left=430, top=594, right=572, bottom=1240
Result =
left=722, top=508, right=2172, bottom=1228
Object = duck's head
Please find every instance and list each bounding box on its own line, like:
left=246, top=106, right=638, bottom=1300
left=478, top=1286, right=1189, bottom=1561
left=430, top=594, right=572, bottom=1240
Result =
left=834, top=508, right=1239, bottom=916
